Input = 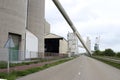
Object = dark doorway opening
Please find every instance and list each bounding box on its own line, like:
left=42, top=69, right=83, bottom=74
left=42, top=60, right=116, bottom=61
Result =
left=45, top=38, right=59, bottom=53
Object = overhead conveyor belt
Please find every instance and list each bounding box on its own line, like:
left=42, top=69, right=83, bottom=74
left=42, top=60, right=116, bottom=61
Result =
left=52, top=0, right=91, bottom=56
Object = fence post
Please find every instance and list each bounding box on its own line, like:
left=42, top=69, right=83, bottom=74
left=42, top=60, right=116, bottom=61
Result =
left=7, top=49, right=10, bottom=74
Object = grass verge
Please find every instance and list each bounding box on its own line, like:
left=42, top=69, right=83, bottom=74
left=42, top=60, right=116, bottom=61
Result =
left=93, top=57, right=120, bottom=69
left=0, top=57, right=74, bottom=80
left=0, top=58, right=66, bottom=69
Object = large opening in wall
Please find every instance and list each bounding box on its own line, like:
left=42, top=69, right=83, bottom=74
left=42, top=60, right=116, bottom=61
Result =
left=8, top=33, right=21, bottom=61
left=45, top=38, right=60, bottom=56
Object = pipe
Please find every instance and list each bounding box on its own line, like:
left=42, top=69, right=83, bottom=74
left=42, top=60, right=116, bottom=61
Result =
left=52, top=0, right=91, bottom=56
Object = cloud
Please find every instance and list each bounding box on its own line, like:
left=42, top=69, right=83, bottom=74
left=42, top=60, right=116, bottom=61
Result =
left=45, top=0, right=120, bottom=52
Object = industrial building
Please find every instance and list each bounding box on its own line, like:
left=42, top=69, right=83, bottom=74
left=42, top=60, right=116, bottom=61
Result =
left=67, top=32, right=78, bottom=56
left=94, top=37, right=100, bottom=51
left=44, top=21, right=50, bottom=35
left=0, top=0, right=46, bottom=61
left=25, top=30, right=38, bottom=59
left=27, top=0, right=45, bottom=58
left=86, top=37, right=91, bottom=53
left=45, top=33, right=68, bottom=56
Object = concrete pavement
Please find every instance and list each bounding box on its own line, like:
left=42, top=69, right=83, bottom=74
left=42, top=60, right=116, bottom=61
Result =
left=17, top=56, right=120, bottom=80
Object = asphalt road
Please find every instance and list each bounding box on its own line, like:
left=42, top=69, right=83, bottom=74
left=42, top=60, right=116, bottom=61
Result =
left=17, top=55, right=120, bottom=80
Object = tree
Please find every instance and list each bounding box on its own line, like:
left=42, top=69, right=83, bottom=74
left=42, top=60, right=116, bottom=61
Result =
left=116, top=52, right=120, bottom=57
left=92, top=50, right=103, bottom=56
left=103, top=49, right=115, bottom=56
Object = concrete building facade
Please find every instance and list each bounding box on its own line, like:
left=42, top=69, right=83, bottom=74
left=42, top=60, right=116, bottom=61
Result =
left=67, top=32, right=78, bottom=56
left=59, top=39, right=68, bottom=54
left=0, top=0, right=28, bottom=60
left=0, top=0, right=46, bottom=60
left=26, top=30, right=38, bottom=59
left=45, top=21, right=50, bottom=35
left=27, top=0, right=45, bottom=58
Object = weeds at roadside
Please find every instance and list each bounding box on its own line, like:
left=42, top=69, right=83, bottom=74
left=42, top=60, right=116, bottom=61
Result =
left=0, top=58, right=74, bottom=80
left=93, top=57, right=120, bottom=69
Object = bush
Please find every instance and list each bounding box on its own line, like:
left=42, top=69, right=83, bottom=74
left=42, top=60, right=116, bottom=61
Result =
left=116, top=52, right=120, bottom=58
left=0, top=73, right=7, bottom=78
left=7, top=74, right=16, bottom=80
left=27, top=67, right=42, bottom=73
left=0, top=61, right=7, bottom=69
left=92, top=48, right=117, bottom=57
left=92, top=50, right=104, bottom=56
left=103, top=49, right=115, bottom=56
left=14, top=71, right=30, bottom=76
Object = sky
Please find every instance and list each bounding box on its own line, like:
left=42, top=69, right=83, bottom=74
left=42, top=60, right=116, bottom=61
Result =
left=45, top=0, right=120, bottom=52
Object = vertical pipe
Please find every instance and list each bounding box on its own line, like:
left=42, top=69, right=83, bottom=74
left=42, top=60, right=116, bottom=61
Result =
left=24, top=0, right=29, bottom=60
left=26, top=0, right=29, bottom=30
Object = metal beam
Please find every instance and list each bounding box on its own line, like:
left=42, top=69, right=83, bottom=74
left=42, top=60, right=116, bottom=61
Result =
left=52, top=0, right=91, bottom=56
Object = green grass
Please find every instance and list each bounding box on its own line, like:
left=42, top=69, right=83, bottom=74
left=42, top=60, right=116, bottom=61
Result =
left=0, top=57, right=74, bottom=80
left=0, top=61, right=35, bottom=69
left=93, top=57, right=120, bottom=69
left=0, top=61, right=7, bottom=69
left=0, top=60, right=51, bottom=69
left=0, top=57, right=69, bottom=69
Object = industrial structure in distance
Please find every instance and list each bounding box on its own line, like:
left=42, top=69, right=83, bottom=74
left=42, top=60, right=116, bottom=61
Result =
left=0, top=0, right=95, bottom=62
left=0, top=0, right=79, bottom=62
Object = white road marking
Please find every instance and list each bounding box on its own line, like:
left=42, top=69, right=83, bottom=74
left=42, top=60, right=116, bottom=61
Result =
left=72, top=72, right=81, bottom=80
left=0, top=79, right=7, bottom=80
left=78, top=72, right=81, bottom=75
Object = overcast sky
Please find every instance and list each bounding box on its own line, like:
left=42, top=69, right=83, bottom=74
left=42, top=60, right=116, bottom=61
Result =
left=45, top=0, right=120, bottom=52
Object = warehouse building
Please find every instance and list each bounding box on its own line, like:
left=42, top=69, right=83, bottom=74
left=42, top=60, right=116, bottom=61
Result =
left=45, top=33, right=68, bottom=56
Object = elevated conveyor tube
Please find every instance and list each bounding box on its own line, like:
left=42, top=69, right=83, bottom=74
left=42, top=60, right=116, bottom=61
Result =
left=52, top=0, right=91, bottom=56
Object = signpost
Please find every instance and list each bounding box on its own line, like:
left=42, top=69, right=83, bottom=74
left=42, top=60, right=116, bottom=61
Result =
left=4, top=36, right=15, bottom=73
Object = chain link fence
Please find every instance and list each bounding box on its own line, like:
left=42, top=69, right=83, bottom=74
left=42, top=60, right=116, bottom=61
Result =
left=0, top=48, right=69, bottom=62
left=0, top=48, right=45, bottom=62
left=0, top=48, right=69, bottom=73
left=0, top=48, right=41, bottom=73
left=0, top=48, right=9, bottom=62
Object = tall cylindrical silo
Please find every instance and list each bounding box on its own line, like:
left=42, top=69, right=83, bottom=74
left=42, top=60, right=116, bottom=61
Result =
left=27, top=0, right=45, bottom=58
left=0, top=0, right=27, bottom=61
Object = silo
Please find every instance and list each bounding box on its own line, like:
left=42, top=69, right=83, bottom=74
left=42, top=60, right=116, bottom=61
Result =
left=27, top=0, right=45, bottom=58
left=0, top=0, right=27, bottom=61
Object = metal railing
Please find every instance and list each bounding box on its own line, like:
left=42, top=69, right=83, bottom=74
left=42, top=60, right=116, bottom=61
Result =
left=0, top=48, right=42, bottom=63
left=0, top=48, right=70, bottom=73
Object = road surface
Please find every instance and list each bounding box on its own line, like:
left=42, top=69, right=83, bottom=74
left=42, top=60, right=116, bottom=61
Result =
left=17, top=56, right=120, bottom=80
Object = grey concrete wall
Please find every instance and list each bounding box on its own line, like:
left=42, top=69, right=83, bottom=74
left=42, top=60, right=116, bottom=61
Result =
left=27, top=0, right=45, bottom=58
left=0, top=0, right=27, bottom=60
left=59, top=39, right=68, bottom=54
left=45, top=21, right=50, bottom=35
left=0, top=48, right=9, bottom=61
left=0, top=0, right=27, bottom=51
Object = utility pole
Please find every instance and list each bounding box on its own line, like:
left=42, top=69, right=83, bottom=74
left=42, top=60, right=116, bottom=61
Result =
left=52, top=0, right=91, bottom=56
